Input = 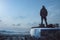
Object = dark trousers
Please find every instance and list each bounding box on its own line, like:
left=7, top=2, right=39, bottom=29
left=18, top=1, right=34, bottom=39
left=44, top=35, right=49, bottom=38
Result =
left=41, top=17, right=47, bottom=26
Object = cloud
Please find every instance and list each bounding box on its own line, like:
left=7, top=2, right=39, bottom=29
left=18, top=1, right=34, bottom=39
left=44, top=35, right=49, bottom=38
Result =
left=0, top=20, right=2, bottom=22
left=15, top=16, right=26, bottom=19
left=12, top=23, right=21, bottom=26
left=47, top=4, right=60, bottom=24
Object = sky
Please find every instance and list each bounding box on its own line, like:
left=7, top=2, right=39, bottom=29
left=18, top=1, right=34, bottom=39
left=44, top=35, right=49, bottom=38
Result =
left=0, top=0, right=60, bottom=32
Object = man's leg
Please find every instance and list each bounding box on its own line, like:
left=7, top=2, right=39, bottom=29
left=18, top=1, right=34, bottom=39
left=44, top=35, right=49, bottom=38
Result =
left=41, top=17, right=43, bottom=25
left=44, top=17, right=48, bottom=26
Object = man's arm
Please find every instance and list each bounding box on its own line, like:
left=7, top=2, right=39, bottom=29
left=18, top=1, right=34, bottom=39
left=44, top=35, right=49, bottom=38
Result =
left=40, top=9, right=42, bottom=16
left=46, top=9, right=48, bottom=16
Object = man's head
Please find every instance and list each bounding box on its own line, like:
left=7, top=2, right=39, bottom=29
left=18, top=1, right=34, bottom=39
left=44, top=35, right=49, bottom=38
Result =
left=42, top=5, right=45, bottom=9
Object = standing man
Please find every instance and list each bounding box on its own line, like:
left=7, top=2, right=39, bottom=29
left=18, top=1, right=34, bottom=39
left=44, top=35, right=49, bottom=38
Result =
left=40, top=5, right=48, bottom=26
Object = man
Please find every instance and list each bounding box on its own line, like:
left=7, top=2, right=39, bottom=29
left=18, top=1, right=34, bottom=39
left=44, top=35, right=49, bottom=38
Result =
left=40, top=5, right=48, bottom=26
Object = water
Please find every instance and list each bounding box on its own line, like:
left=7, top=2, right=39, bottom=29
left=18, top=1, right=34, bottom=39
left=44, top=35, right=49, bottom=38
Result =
left=0, top=30, right=30, bottom=40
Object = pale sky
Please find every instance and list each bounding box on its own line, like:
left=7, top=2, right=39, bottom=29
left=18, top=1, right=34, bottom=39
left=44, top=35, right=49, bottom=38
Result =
left=0, top=0, right=60, bottom=32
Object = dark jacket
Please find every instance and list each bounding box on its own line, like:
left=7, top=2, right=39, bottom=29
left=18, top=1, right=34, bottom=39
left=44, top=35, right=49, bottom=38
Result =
left=40, top=7, right=48, bottom=17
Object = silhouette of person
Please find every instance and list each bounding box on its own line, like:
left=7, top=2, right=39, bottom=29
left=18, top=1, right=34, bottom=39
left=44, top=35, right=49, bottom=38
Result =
left=40, top=5, right=48, bottom=26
